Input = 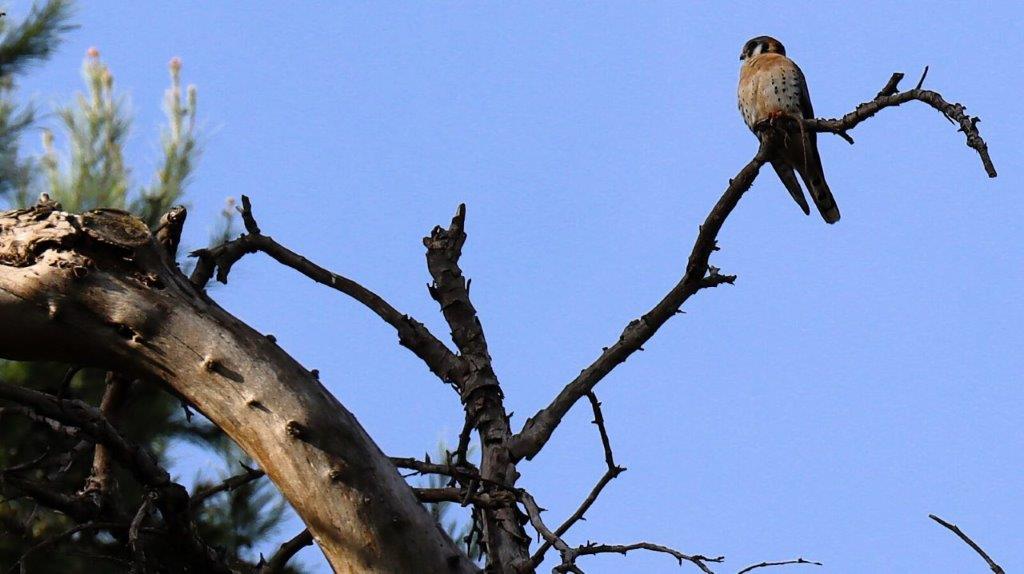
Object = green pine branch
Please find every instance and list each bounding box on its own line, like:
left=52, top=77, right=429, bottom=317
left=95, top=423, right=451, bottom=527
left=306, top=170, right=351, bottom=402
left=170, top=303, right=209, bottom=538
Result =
left=0, top=0, right=75, bottom=78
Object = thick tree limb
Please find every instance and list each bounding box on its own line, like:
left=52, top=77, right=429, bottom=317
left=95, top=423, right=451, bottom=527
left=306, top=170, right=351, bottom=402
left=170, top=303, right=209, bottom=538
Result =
left=191, top=195, right=464, bottom=390
left=929, top=514, right=1004, bottom=574
left=424, top=204, right=528, bottom=571
left=0, top=205, right=478, bottom=573
left=512, top=70, right=996, bottom=462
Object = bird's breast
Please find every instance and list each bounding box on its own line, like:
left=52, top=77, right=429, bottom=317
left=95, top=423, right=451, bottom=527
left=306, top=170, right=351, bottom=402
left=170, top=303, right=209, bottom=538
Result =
left=738, top=55, right=804, bottom=130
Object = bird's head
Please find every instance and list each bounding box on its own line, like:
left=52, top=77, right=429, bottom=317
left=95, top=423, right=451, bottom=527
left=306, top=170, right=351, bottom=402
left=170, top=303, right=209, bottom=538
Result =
left=740, top=36, right=786, bottom=61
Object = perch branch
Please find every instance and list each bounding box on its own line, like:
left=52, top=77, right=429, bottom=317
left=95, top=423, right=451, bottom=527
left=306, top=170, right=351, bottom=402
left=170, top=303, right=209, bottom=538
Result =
left=510, top=142, right=767, bottom=461
left=513, top=70, right=997, bottom=462
left=805, top=70, right=996, bottom=177
left=81, top=372, right=132, bottom=508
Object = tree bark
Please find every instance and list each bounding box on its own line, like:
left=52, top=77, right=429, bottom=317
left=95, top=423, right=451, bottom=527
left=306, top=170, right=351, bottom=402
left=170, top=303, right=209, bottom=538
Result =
left=0, top=205, right=479, bottom=573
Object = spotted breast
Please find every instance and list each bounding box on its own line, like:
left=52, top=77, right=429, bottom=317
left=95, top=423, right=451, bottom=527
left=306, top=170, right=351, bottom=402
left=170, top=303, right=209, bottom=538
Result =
left=738, top=52, right=810, bottom=130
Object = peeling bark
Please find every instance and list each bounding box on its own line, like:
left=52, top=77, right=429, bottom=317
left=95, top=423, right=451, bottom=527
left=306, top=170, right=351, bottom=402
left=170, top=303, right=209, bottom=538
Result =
left=0, top=204, right=478, bottom=573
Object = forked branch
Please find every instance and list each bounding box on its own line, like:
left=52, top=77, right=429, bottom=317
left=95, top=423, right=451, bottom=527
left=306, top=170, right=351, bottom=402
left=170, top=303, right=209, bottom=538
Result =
left=190, top=195, right=465, bottom=389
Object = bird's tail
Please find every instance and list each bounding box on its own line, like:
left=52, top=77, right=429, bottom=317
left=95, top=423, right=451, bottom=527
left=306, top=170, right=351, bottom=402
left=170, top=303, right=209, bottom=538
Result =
left=795, top=143, right=841, bottom=224
left=771, top=159, right=810, bottom=216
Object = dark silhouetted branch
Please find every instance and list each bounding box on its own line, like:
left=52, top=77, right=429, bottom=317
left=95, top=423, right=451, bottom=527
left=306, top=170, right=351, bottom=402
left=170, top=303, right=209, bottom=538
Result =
left=929, top=514, right=1004, bottom=574
left=513, top=70, right=997, bottom=463
left=531, top=392, right=626, bottom=567
left=737, top=557, right=822, bottom=574
left=262, top=529, right=314, bottom=574
left=805, top=70, right=996, bottom=177
left=190, top=462, right=266, bottom=510
left=413, top=487, right=512, bottom=509
left=510, top=142, right=769, bottom=462
left=424, top=204, right=527, bottom=569
left=82, top=372, right=132, bottom=509
left=190, top=195, right=464, bottom=389
left=520, top=489, right=719, bottom=573
left=11, top=521, right=125, bottom=574
left=0, top=381, right=230, bottom=574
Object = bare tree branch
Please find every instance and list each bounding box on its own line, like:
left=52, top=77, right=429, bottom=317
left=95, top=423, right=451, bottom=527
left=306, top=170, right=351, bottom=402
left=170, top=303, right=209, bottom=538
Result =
left=929, top=514, right=1004, bottom=574
left=0, top=474, right=98, bottom=524
left=81, top=372, right=132, bottom=511
left=736, top=557, right=822, bottom=574
left=509, top=143, right=765, bottom=462
left=190, top=195, right=464, bottom=389
left=391, top=455, right=480, bottom=479
left=518, top=489, right=578, bottom=573
left=512, top=70, right=997, bottom=463
left=569, top=542, right=723, bottom=574
left=424, top=204, right=528, bottom=569
left=519, top=489, right=719, bottom=573
left=128, top=494, right=154, bottom=573
left=805, top=69, right=996, bottom=177
left=11, top=522, right=126, bottom=574
left=190, top=462, right=266, bottom=510
left=531, top=392, right=626, bottom=567
left=0, top=381, right=230, bottom=573
left=262, top=529, right=314, bottom=574
left=413, top=487, right=512, bottom=509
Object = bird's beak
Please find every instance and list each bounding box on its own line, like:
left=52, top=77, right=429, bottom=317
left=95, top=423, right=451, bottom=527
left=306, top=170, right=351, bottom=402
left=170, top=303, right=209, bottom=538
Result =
left=739, top=54, right=745, bottom=61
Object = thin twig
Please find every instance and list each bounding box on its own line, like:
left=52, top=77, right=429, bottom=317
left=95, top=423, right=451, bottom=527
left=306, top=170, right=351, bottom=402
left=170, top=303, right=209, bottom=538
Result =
left=530, top=392, right=626, bottom=567
left=518, top=490, right=579, bottom=573
left=10, top=522, right=124, bottom=574
left=520, top=489, right=719, bottom=573
left=737, top=557, right=822, bottom=574
left=929, top=514, right=1004, bottom=574
left=128, top=494, right=154, bottom=573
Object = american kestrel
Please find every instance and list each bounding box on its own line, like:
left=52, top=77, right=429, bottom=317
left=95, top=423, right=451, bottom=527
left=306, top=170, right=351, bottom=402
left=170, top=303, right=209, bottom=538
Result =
left=738, top=36, right=840, bottom=223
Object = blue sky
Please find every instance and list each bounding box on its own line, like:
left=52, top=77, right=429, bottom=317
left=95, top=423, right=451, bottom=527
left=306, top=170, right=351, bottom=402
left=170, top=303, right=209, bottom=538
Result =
left=11, top=2, right=1022, bottom=572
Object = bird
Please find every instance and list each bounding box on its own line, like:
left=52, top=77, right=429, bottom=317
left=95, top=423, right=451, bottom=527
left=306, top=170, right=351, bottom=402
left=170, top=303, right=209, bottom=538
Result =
left=738, top=35, right=840, bottom=224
